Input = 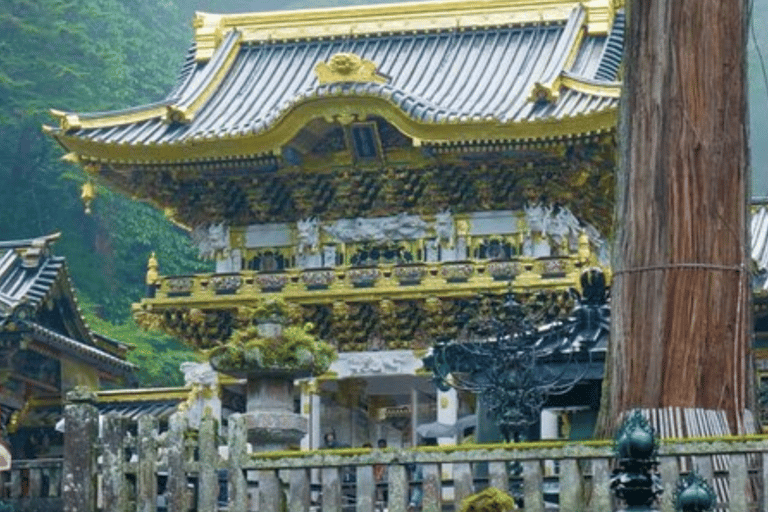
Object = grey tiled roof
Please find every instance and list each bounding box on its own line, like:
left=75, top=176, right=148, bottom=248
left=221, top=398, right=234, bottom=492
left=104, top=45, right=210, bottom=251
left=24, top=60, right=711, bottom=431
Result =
left=0, top=234, right=135, bottom=375
left=26, top=322, right=136, bottom=375
left=0, top=235, right=65, bottom=314
left=65, top=6, right=624, bottom=146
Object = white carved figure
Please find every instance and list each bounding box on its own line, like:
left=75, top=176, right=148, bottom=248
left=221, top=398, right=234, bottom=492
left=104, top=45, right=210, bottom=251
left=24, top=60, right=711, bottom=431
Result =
left=180, top=362, right=221, bottom=428
left=433, top=210, right=455, bottom=247
left=323, top=214, right=428, bottom=243
left=181, top=361, right=218, bottom=387
left=524, top=204, right=553, bottom=234
left=191, top=223, right=229, bottom=259
left=296, top=217, right=320, bottom=253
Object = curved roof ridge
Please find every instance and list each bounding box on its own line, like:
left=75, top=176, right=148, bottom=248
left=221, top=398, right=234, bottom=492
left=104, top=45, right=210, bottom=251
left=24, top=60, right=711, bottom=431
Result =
left=194, top=0, right=615, bottom=59
left=48, top=31, right=242, bottom=131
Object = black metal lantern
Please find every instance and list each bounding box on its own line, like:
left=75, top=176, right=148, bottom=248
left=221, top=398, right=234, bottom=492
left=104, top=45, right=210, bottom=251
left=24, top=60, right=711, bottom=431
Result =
left=611, top=411, right=663, bottom=511
left=423, top=268, right=610, bottom=441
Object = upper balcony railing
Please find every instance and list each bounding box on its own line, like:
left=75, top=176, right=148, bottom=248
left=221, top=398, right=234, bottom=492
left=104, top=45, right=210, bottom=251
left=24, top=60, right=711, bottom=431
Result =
left=145, top=253, right=605, bottom=306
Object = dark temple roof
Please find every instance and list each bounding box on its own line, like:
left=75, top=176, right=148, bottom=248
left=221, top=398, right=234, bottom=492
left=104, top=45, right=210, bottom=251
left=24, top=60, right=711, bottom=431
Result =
left=48, top=1, right=624, bottom=162
left=0, top=234, right=135, bottom=376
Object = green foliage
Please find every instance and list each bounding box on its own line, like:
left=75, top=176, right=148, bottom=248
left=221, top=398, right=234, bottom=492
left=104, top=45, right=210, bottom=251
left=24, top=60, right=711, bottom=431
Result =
left=80, top=298, right=200, bottom=387
left=208, top=301, right=336, bottom=375
left=458, top=487, right=517, bottom=512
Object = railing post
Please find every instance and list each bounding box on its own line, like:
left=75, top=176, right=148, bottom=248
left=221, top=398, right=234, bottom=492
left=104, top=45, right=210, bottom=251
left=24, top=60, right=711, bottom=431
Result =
left=522, top=460, right=544, bottom=512
left=729, top=453, right=748, bottom=512
left=166, top=412, right=188, bottom=512
left=388, top=464, right=408, bottom=512
left=588, top=458, right=611, bottom=512
left=63, top=389, right=98, bottom=512
left=454, top=462, right=473, bottom=506
left=198, top=414, right=218, bottom=511
left=228, top=414, right=248, bottom=512
left=259, top=470, right=282, bottom=512
left=421, top=463, right=441, bottom=512
left=488, top=461, right=509, bottom=494
left=356, top=465, right=375, bottom=512
left=560, top=458, right=584, bottom=512
left=289, top=467, right=310, bottom=512
left=138, top=415, right=159, bottom=512
left=657, top=457, right=677, bottom=512
left=321, top=466, right=340, bottom=512
left=28, top=466, right=41, bottom=498
left=762, top=452, right=768, bottom=512
left=102, top=414, right=128, bottom=512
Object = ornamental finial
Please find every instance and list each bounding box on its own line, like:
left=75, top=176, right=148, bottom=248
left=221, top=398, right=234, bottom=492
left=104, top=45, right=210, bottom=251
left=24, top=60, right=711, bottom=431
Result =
left=80, top=181, right=96, bottom=214
left=315, top=53, right=388, bottom=85
left=146, top=252, right=159, bottom=286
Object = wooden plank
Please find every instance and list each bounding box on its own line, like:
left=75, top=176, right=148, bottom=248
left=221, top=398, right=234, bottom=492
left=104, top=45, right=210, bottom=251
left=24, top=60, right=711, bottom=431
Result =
left=522, top=460, right=544, bottom=512
left=488, top=461, right=508, bottom=494
left=729, top=453, right=748, bottom=512
left=453, top=462, right=473, bottom=507
left=166, top=412, right=187, bottom=512
left=227, top=414, right=248, bottom=512
left=355, top=465, right=375, bottom=512
left=198, top=415, right=218, bottom=512
left=321, top=466, right=341, bottom=512
left=137, top=415, right=158, bottom=512
left=387, top=464, right=408, bottom=512
left=289, top=468, right=311, bottom=512
left=101, top=415, right=127, bottom=512
left=559, top=458, right=583, bottom=512
left=421, top=463, right=441, bottom=512
left=587, top=458, right=610, bottom=512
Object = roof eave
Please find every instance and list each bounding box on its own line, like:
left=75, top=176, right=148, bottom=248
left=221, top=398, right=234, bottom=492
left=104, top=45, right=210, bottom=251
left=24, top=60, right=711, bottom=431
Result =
left=53, top=97, right=618, bottom=166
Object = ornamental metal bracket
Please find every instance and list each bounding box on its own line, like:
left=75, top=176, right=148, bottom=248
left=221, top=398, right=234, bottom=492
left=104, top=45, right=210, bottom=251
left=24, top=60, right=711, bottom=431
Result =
left=164, top=105, right=193, bottom=124
left=315, top=53, right=389, bottom=85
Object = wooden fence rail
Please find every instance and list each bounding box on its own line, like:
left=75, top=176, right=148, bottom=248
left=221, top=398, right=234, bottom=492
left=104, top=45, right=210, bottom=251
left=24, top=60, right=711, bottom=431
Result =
left=9, top=402, right=768, bottom=511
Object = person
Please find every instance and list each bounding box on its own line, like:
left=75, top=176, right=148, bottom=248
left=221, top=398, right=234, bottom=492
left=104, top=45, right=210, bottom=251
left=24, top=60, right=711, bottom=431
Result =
left=324, top=432, right=339, bottom=449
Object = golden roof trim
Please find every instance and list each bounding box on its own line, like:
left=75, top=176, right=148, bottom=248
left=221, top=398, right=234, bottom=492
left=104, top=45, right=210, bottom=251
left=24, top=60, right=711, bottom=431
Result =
left=195, top=0, right=613, bottom=60
left=53, top=96, right=617, bottom=164
left=95, top=386, right=190, bottom=403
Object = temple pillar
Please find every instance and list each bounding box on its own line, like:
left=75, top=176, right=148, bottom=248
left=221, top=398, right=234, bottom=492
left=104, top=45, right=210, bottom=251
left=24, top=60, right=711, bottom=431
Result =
left=299, top=379, right=321, bottom=450
left=541, top=408, right=559, bottom=475
left=437, top=388, right=457, bottom=495
left=437, top=388, right=458, bottom=445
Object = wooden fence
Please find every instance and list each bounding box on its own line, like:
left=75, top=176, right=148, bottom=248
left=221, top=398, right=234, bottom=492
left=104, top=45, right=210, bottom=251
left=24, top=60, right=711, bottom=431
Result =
left=8, top=400, right=768, bottom=511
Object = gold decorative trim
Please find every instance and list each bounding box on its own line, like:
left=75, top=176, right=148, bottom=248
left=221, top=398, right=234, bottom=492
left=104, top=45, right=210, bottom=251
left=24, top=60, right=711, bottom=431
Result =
left=560, top=75, right=621, bottom=98
left=315, top=53, right=388, bottom=85
left=195, top=0, right=614, bottom=60
left=53, top=96, right=617, bottom=164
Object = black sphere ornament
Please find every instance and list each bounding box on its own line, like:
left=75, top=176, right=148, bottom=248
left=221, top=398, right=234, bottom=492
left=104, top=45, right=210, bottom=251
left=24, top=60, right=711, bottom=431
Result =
left=616, top=410, right=657, bottom=462
left=674, top=471, right=716, bottom=512
left=611, top=410, right=662, bottom=511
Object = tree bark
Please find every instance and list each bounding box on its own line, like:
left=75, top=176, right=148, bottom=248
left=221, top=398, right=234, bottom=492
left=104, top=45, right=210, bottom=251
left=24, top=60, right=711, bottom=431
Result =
left=598, top=0, right=751, bottom=435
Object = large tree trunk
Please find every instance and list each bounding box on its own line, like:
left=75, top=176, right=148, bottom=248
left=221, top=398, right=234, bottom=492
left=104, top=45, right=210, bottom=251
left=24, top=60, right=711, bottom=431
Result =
left=598, top=0, right=751, bottom=435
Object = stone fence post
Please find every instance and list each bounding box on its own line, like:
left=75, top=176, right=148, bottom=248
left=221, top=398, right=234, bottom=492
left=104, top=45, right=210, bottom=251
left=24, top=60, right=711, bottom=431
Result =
left=62, top=388, right=98, bottom=512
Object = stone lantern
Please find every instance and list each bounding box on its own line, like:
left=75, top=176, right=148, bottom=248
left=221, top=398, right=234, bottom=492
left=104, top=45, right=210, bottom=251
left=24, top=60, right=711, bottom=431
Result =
left=207, top=298, right=335, bottom=451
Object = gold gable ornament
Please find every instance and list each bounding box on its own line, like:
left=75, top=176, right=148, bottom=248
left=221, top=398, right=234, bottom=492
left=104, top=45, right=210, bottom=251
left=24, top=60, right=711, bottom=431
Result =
left=315, top=53, right=388, bottom=85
